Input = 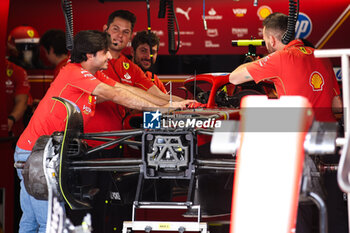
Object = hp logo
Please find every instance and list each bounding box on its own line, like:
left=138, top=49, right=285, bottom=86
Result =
left=295, top=12, right=312, bottom=39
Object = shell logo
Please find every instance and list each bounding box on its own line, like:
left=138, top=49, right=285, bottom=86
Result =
left=27, top=30, right=35, bottom=38
left=309, top=71, right=324, bottom=91
left=257, top=6, right=273, bottom=20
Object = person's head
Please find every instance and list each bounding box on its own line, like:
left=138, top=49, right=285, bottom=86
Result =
left=40, top=29, right=68, bottom=65
left=262, top=12, right=288, bottom=53
left=70, top=30, right=111, bottom=70
left=103, top=10, right=136, bottom=53
left=7, top=25, right=40, bottom=68
left=131, top=30, right=160, bottom=72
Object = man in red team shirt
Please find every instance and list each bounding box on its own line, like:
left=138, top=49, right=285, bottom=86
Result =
left=131, top=30, right=167, bottom=93
left=5, top=59, right=30, bottom=135
left=85, top=10, right=187, bottom=146
left=229, top=13, right=342, bottom=122
left=14, top=30, right=187, bottom=233
left=229, top=12, right=344, bottom=233
left=102, top=10, right=181, bottom=100
left=39, top=29, right=69, bottom=80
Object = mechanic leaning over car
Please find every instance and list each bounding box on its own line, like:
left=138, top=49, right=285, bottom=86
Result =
left=229, top=12, right=342, bottom=122
left=13, top=30, right=192, bottom=233
left=229, top=12, right=344, bottom=233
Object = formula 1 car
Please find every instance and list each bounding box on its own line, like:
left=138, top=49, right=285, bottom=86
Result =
left=22, top=94, right=340, bottom=233
left=123, top=72, right=275, bottom=132
left=182, top=73, right=275, bottom=109
left=22, top=94, right=242, bottom=232
left=20, top=64, right=279, bottom=233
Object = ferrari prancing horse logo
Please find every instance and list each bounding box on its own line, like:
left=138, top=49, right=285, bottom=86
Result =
left=6, top=68, right=13, bottom=77
left=27, top=30, right=35, bottom=38
left=299, top=47, right=312, bottom=55
left=123, top=62, right=130, bottom=70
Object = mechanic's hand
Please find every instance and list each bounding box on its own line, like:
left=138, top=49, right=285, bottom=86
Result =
left=179, top=99, right=198, bottom=108
left=186, top=102, right=207, bottom=109
left=169, top=100, right=198, bottom=109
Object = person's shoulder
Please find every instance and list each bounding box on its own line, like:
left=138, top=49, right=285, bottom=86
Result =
left=284, top=39, right=314, bottom=55
left=121, top=54, right=136, bottom=67
left=120, top=54, right=143, bottom=72
left=113, top=55, right=133, bottom=68
left=271, top=49, right=289, bottom=60
left=56, top=63, right=86, bottom=80
left=6, top=59, right=25, bottom=71
left=95, top=70, right=108, bottom=79
left=119, top=53, right=131, bottom=62
left=6, top=59, right=27, bottom=77
left=146, top=71, right=159, bottom=78
left=56, top=57, right=69, bottom=69
left=60, top=62, right=80, bottom=72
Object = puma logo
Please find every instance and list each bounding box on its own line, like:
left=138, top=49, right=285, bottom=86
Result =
left=176, top=7, right=192, bottom=21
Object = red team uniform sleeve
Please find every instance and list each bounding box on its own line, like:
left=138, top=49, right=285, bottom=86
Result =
left=132, top=63, right=154, bottom=90
left=59, top=64, right=102, bottom=94
left=154, top=76, right=167, bottom=93
left=246, top=52, right=283, bottom=83
left=96, top=71, right=117, bottom=86
left=146, top=72, right=167, bottom=93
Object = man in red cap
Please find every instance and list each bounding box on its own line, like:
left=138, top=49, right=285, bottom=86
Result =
left=7, top=25, right=43, bottom=69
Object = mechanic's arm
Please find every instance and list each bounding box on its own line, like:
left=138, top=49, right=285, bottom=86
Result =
left=113, top=81, right=169, bottom=105
left=229, top=62, right=256, bottom=85
left=8, top=94, right=28, bottom=132
left=147, top=85, right=185, bottom=102
left=93, top=82, right=183, bottom=111
left=332, top=95, right=343, bottom=119
left=114, top=82, right=193, bottom=107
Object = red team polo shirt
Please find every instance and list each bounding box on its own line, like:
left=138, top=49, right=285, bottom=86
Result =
left=5, top=60, right=30, bottom=114
left=102, top=54, right=154, bottom=90
left=247, top=39, right=340, bottom=122
left=145, top=71, right=167, bottom=94
left=17, top=63, right=116, bottom=151
left=84, top=54, right=154, bottom=147
left=5, top=60, right=30, bottom=135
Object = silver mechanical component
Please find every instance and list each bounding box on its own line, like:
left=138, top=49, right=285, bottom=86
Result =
left=304, top=121, right=338, bottom=155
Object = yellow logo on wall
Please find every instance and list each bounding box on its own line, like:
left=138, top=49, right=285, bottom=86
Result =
left=27, top=30, right=35, bottom=38
left=257, top=6, right=273, bottom=20
left=310, top=71, right=324, bottom=91
left=6, top=69, right=13, bottom=77
left=123, top=62, right=130, bottom=70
